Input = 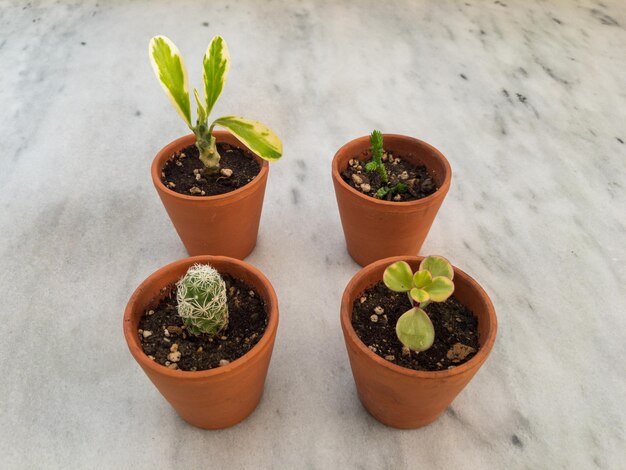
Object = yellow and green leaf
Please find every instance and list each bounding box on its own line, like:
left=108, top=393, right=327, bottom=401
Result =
left=423, top=276, right=454, bottom=302
left=420, top=255, right=454, bottom=280
left=202, top=36, right=230, bottom=116
left=383, top=261, right=413, bottom=292
left=396, top=308, right=435, bottom=352
left=412, top=270, right=432, bottom=289
left=149, top=36, right=192, bottom=126
left=212, top=116, right=282, bottom=161
left=410, top=288, right=430, bottom=304
left=194, top=88, right=207, bottom=124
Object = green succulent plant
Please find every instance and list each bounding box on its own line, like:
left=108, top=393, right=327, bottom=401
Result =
left=176, top=263, right=228, bottom=336
left=149, top=35, right=282, bottom=173
left=365, top=130, right=389, bottom=184
left=364, top=130, right=408, bottom=199
left=383, top=256, right=455, bottom=352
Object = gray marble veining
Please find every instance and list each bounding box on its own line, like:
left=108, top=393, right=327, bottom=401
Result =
left=0, top=0, right=624, bottom=468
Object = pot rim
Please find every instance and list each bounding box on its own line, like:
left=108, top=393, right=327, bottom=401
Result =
left=123, top=255, right=279, bottom=381
left=341, top=255, right=497, bottom=379
left=331, top=133, right=452, bottom=207
left=151, top=132, right=270, bottom=202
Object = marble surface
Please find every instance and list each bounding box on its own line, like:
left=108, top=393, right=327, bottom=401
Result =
left=1, top=0, right=625, bottom=468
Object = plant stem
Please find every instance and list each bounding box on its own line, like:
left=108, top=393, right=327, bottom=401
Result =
left=194, top=123, right=220, bottom=173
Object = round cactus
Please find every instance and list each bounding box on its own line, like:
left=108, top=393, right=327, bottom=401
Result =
left=176, top=263, right=229, bottom=336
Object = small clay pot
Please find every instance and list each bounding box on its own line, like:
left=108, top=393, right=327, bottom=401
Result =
left=332, top=134, right=452, bottom=266
left=341, top=256, right=497, bottom=429
left=123, top=255, right=279, bottom=429
left=152, top=132, right=269, bottom=258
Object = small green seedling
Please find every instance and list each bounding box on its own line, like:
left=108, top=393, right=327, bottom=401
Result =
left=383, top=256, right=455, bottom=352
left=365, top=130, right=407, bottom=199
left=176, top=263, right=228, bottom=336
left=149, top=35, right=282, bottom=173
left=365, top=130, right=389, bottom=184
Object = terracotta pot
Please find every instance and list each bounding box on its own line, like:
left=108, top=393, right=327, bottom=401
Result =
left=341, top=256, right=497, bottom=429
left=332, top=134, right=452, bottom=266
left=123, top=255, right=279, bottom=429
left=152, top=132, right=269, bottom=258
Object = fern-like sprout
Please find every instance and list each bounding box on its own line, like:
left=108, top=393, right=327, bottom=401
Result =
left=365, top=130, right=389, bottom=184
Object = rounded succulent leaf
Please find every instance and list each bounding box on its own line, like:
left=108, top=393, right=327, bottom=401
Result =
left=412, top=270, right=432, bottom=289
left=422, top=276, right=454, bottom=302
left=395, top=308, right=435, bottom=352
left=410, top=287, right=430, bottom=303
left=420, top=255, right=454, bottom=280
left=383, top=261, right=413, bottom=292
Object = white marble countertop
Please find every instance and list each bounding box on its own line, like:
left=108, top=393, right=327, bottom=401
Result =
left=1, top=0, right=624, bottom=468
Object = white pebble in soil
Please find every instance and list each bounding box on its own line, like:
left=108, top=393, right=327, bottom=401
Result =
left=351, top=174, right=363, bottom=185
left=374, top=306, right=384, bottom=315
left=167, top=351, right=181, bottom=363
left=220, top=168, right=233, bottom=177
left=219, top=359, right=230, bottom=367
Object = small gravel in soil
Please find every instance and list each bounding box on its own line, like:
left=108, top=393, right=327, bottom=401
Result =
left=138, top=275, right=268, bottom=371
left=341, top=149, right=438, bottom=202
left=162, top=143, right=260, bottom=197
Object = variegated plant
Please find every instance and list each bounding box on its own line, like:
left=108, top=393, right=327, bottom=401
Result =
left=383, top=256, right=455, bottom=352
left=149, top=35, right=282, bottom=173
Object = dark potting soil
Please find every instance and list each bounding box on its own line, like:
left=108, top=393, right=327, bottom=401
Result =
left=341, top=150, right=438, bottom=202
left=138, top=275, right=268, bottom=371
left=351, top=281, right=479, bottom=371
left=161, top=143, right=260, bottom=196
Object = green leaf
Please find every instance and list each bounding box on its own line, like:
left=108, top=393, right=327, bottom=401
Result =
left=202, top=36, right=230, bottom=116
left=392, top=182, right=407, bottom=193
left=396, top=308, right=435, bottom=352
left=194, top=88, right=207, bottom=124
left=365, top=161, right=377, bottom=172
left=412, top=270, right=432, bottom=289
left=410, top=288, right=430, bottom=303
left=149, top=36, right=192, bottom=126
left=374, top=187, right=390, bottom=199
left=420, top=255, right=454, bottom=280
left=423, top=276, right=454, bottom=302
left=212, top=116, right=282, bottom=160
left=383, top=261, right=413, bottom=292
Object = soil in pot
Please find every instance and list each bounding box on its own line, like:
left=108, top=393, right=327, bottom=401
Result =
left=161, top=143, right=260, bottom=197
left=341, top=149, right=438, bottom=202
left=138, top=274, right=267, bottom=371
left=351, top=281, right=479, bottom=371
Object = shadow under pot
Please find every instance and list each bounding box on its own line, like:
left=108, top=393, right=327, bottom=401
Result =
left=123, top=255, right=279, bottom=429
left=332, top=134, right=451, bottom=267
left=152, top=132, right=269, bottom=259
left=340, top=256, right=497, bottom=429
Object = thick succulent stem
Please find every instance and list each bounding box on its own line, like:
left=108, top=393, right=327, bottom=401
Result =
left=194, top=124, right=221, bottom=174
